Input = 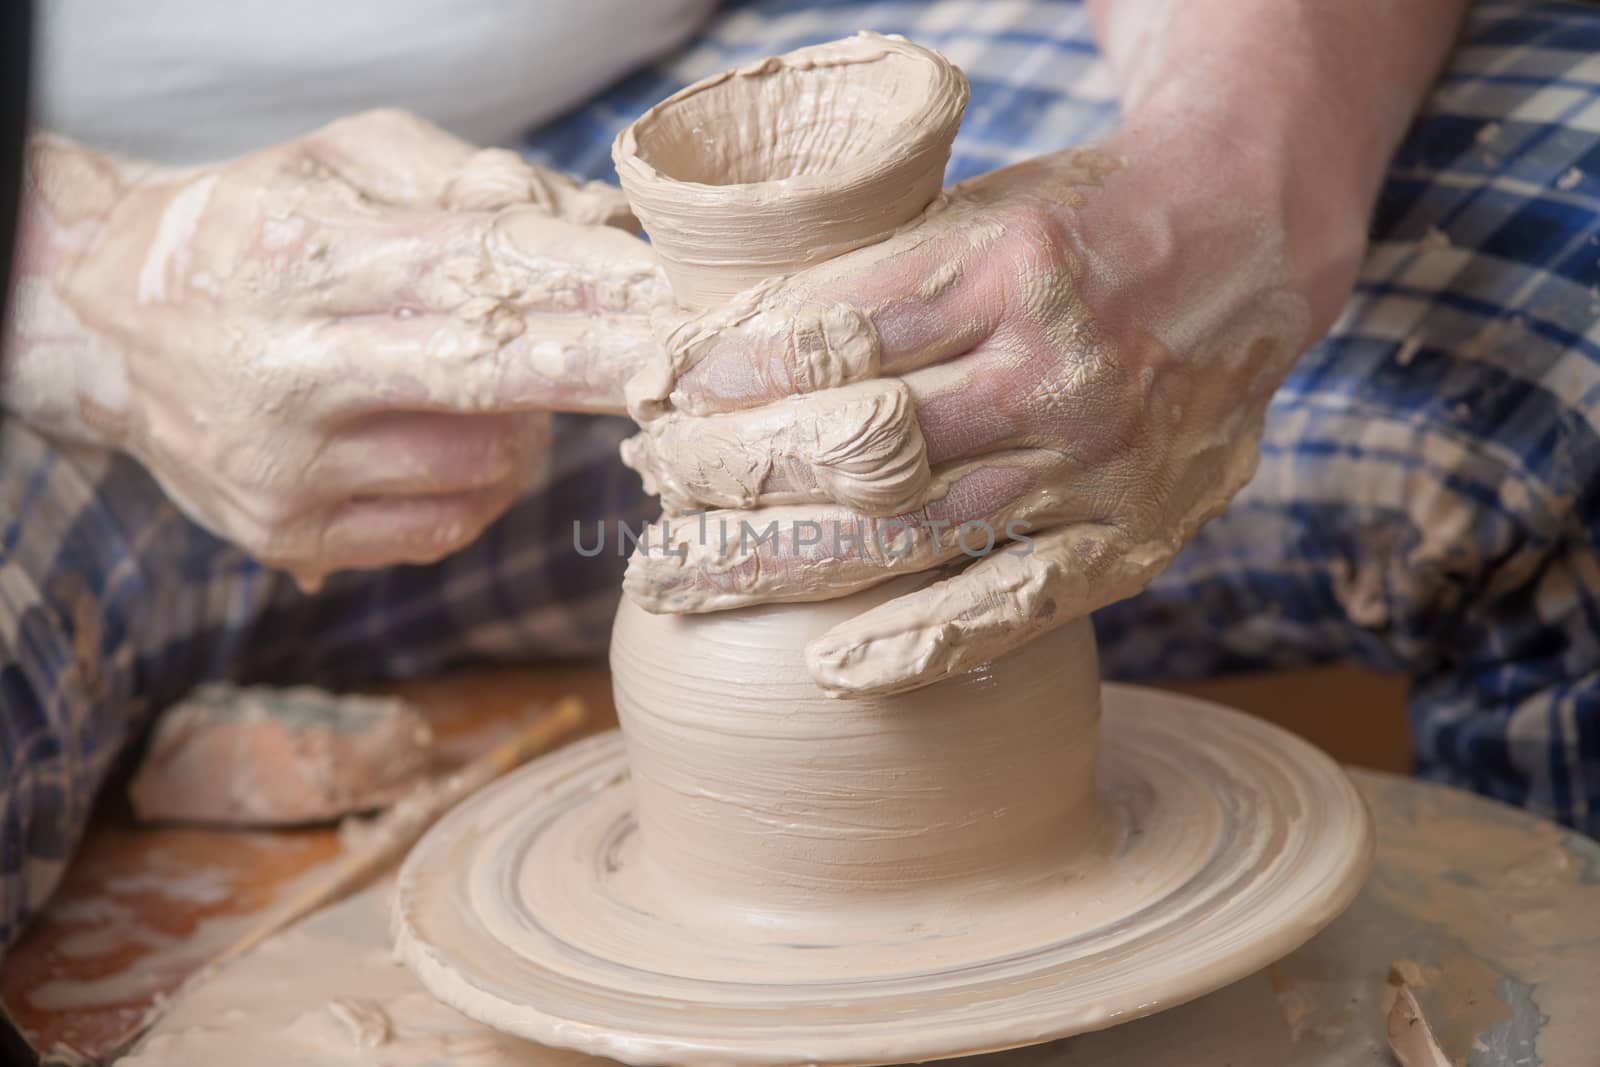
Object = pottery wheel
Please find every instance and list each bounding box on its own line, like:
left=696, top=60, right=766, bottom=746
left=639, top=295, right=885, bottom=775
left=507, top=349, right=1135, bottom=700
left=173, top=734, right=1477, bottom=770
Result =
left=394, top=684, right=1373, bottom=1066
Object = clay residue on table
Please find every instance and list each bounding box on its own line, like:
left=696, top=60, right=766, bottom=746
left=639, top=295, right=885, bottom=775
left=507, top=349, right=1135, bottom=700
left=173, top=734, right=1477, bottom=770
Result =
left=1384, top=970, right=1452, bottom=1067
left=128, top=770, right=1600, bottom=1067
left=1359, top=772, right=1600, bottom=1067
left=1, top=665, right=618, bottom=1063
left=0, top=826, right=338, bottom=1059
left=122, top=881, right=610, bottom=1067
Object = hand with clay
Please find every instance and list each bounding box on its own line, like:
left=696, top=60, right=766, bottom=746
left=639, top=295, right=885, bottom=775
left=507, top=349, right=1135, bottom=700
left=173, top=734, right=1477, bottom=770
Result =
left=4, top=109, right=665, bottom=588
left=620, top=0, right=1467, bottom=696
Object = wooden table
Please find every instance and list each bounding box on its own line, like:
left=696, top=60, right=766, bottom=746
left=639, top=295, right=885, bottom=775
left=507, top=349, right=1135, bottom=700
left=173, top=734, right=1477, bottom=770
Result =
left=104, top=771, right=1600, bottom=1067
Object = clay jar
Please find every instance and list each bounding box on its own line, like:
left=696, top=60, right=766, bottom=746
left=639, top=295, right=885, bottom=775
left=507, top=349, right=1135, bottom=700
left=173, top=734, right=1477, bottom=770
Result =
left=609, top=35, right=1105, bottom=925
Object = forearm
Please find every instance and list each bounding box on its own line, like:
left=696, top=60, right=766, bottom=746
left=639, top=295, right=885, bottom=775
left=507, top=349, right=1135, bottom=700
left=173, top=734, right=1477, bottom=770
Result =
left=1, top=132, right=142, bottom=444
left=1087, top=0, right=1469, bottom=331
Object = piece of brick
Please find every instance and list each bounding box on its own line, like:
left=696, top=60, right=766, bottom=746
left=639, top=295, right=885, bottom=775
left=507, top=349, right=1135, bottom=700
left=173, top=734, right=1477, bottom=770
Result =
left=129, top=684, right=433, bottom=827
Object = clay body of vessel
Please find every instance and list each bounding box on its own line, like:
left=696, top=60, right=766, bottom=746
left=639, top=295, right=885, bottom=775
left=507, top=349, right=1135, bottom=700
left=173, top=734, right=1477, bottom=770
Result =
left=612, top=584, right=1103, bottom=922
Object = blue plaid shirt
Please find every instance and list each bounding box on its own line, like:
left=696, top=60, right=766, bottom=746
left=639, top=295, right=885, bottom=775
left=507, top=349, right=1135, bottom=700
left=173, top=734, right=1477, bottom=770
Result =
left=5, top=0, right=1600, bottom=952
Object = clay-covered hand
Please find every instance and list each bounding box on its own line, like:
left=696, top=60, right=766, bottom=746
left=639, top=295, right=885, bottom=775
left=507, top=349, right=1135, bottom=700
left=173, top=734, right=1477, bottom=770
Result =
left=7, top=110, right=665, bottom=588
left=621, top=134, right=1364, bottom=695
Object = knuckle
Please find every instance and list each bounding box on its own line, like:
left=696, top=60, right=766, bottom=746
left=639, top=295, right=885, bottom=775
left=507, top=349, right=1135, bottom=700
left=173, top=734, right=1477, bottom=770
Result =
left=233, top=486, right=302, bottom=532
left=443, top=147, right=539, bottom=211
left=997, top=200, right=1076, bottom=270
left=241, top=506, right=317, bottom=566
left=777, top=303, right=880, bottom=395
left=808, top=382, right=929, bottom=515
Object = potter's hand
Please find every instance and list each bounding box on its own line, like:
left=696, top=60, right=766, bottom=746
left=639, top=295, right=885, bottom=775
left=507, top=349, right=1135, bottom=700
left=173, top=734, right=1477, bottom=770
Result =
left=621, top=130, right=1370, bottom=695
left=6, top=111, right=665, bottom=587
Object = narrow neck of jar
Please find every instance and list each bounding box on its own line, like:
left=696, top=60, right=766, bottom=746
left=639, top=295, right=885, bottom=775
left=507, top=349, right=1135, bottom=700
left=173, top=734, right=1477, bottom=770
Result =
left=617, top=161, right=951, bottom=310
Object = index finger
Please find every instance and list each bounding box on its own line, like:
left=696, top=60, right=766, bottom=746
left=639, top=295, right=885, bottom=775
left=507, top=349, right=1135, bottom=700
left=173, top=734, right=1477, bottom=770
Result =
left=295, top=304, right=657, bottom=420
left=642, top=204, right=1008, bottom=419
left=296, top=109, right=477, bottom=207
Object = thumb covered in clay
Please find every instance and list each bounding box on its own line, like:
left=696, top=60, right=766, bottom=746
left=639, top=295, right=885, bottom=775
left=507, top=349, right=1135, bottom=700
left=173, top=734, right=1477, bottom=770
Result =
left=297, top=108, right=638, bottom=228
left=461, top=205, right=672, bottom=416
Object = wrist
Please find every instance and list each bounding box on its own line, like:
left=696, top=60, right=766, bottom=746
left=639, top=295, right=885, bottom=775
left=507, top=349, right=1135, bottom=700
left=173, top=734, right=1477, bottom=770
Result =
left=1090, top=0, right=1467, bottom=336
left=2, top=136, right=136, bottom=445
left=1112, top=103, right=1372, bottom=337
left=1102, top=1, right=1435, bottom=203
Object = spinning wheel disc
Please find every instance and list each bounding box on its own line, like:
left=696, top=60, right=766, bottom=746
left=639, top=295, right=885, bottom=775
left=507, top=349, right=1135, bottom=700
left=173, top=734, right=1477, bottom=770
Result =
left=394, top=685, right=1373, bottom=1066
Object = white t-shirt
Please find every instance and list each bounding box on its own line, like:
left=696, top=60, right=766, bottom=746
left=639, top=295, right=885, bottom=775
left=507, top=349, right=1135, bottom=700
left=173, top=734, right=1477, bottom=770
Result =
left=32, top=0, right=718, bottom=162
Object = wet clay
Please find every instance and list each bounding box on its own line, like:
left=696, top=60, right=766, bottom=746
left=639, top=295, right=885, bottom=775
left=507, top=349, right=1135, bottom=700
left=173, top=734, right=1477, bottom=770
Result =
left=611, top=36, right=1110, bottom=923
left=611, top=581, right=1103, bottom=917
left=612, top=33, right=966, bottom=310
left=394, top=35, right=1373, bottom=1067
